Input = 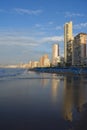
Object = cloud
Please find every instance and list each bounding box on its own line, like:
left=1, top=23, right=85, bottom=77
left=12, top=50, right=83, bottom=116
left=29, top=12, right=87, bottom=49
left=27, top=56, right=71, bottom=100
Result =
left=74, top=22, right=87, bottom=29
left=0, top=29, right=64, bottom=64
left=65, top=12, right=85, bottom=17
left=41, top=36, right=64, bottom=43
left=14, top=8, right=42, bottom=15
left=0, top=35, right=64, bottom=46
left=0, top=8, right=42, bottom=15
left=35, top=24, right=42, bottom=28
left=0, top=29, right=64, bottom=47
left=56, top=11, right=86, bottom=18
left=48, top=21, right=54, bottom=25
left=55, top=26, right=62, bottom=30
left=0, top=34, right=38, bottom=47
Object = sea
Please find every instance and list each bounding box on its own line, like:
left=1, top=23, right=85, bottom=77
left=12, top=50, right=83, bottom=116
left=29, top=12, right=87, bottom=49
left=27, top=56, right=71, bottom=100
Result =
left=0, top=68, right=87, bottom=130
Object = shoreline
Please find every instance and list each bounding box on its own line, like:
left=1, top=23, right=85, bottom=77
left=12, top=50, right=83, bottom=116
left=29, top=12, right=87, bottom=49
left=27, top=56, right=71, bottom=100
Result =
left=28, top=67, right=87, bottom=75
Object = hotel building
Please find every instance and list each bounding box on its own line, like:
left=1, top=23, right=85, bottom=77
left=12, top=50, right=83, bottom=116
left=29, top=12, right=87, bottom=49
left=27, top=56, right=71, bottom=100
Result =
left=52, top=44, right=59, bottom=66
left=64, top=21, right=73, bottom=63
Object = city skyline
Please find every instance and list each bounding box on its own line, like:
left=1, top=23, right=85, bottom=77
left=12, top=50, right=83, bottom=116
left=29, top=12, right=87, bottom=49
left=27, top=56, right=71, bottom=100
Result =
left=0, top=0, right=87, bottom=64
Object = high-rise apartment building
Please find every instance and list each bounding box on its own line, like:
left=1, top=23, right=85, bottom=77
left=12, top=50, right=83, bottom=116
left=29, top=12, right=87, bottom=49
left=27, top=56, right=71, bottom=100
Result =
left=67, top=39, right=73, bottom=65
left=64, top=21, right=73, bottom=63
left=39, top=54, right=50, bottom=67
left=52, top=44, right=59, bottom=65
left=73, top=33, right=87, bottom=65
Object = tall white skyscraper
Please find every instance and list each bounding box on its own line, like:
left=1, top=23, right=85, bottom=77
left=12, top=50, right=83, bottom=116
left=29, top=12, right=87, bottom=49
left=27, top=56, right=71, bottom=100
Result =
left=64, top=21, right=73, bottom=63
left=52, top=44, right=59, bottom=65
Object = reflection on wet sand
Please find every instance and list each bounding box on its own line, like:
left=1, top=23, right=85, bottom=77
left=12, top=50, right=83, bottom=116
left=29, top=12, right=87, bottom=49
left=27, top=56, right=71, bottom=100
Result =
left=40, top=73, right=50, bottom=87
left=63, top=77, right=86, bottom=121
left=51, top=74, right=60, bottom=103
left=73, top=103, right=87, bottom=130
left=63, top=76, right=73, bottom=121
left=63, top=76, right=87, bottom=122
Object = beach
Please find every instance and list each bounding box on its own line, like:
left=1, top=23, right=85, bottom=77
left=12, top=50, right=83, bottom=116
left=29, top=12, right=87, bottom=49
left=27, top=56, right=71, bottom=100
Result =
left=0, top=68, right=87, bottom=130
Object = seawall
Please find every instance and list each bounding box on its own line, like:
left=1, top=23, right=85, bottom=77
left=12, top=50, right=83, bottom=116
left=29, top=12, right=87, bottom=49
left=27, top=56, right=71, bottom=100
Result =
left=29, top=67, right=87, bottom=75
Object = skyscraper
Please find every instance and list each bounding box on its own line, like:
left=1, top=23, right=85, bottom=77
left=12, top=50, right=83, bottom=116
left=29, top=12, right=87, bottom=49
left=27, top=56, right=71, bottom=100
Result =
left=73, top=33, right=87, bottom=65
left=52, top=44, right=59, bottom=65
left=64, top=21, right=73, bottom=63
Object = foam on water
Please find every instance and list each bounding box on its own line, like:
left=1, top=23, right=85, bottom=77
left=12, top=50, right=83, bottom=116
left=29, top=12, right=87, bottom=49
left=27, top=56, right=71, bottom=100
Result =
left=0, top=68, right=62, bottom=81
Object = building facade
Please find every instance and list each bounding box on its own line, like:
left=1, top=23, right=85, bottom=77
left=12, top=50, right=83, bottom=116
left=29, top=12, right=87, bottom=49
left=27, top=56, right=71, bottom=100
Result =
left=73, top=33, right=87, bottom=66
left=64, top=21, right=73, bottom=63
left=52, top=44, right=59, bottom=66
left=67, top=39, right=73, bottom=65
left=39, top=54, right=50, bottom=67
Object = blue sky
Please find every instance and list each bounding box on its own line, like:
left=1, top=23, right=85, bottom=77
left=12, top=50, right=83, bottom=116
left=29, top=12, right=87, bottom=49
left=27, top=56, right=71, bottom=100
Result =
left=0, top=0, right=87, bottom=64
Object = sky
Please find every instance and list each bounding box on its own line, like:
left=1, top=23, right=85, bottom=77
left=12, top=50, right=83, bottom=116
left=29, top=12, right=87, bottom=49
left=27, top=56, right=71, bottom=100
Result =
left=0, top=0, right=87, bottom=65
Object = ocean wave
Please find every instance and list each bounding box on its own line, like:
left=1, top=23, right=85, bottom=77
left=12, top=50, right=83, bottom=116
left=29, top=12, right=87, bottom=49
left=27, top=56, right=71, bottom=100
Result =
left=0, top=68, right=63, bottom=81
left=0, top=68, right=26, bottom=80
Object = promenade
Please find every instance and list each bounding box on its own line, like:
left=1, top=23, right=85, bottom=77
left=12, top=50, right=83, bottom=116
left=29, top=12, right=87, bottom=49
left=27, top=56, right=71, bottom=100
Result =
left=29, top=67, right=87, bottom=75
